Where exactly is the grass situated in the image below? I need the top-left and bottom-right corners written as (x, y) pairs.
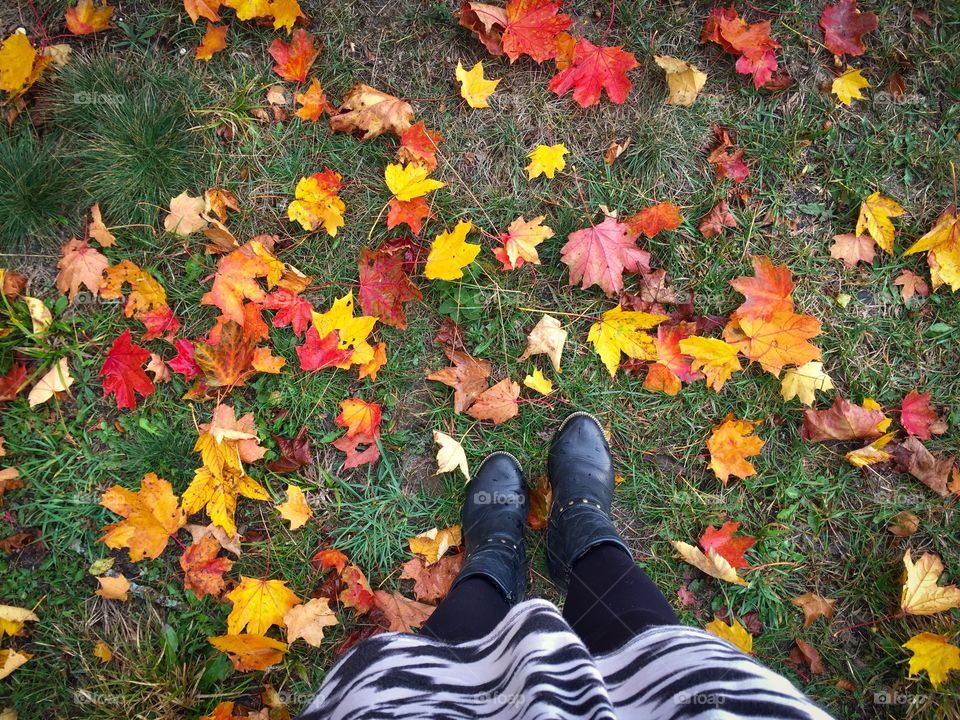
top-left (1, 0), bottom-right (959, 718)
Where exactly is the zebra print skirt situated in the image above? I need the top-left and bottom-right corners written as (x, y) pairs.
top-left (298, 599), bottom-right (835, 719)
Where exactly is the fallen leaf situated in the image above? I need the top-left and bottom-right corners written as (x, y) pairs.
top-left (96, 574), bottom-right (130, 601)
top-left (185, 523), bottom-right (241, 556)
top-left (208, 634), bottom-right (287, 671)
top-left (294, 77), bottom-right (334, 121)
top-left (339, 565), bottom-right (376, 613)
top-left (654, 54), bottom-right (707, 106)
top-left (92, 640), bottom-right (112, 663)
top-left (373, 590), bottom-right (434, 632)
top-left (701, 6), bottom-right (780, 88)
top-left (856, 192), bottom-right (905, 254)
top-left (312, 548), bottom-right (348, 574)
top-left (459, 2), bottom-right (508, 55)
top-left (27, 357), bottom-right (74, 408)
top-left (398, 122), bottom-right (442, 171)
top-left (276, 484), bottom-right (312, 530)
top-left (387, 196), bottom-right (433, 234)
top-left (678, 336), bottom-right (741, 391)
top-left (0, 31), bottom-right (49, 98)
top-left (820, 0), bottom-right (878, 56)
top-left (900, 550), bottom-right (960, 615)
top-left (705, 617), bottom-right (752, 653)
top-left (845, 431), bottom-right (896, 468)
top-left (903, 209), bottom-right (960, 292)
top-left (88, 203), bottom-right (115, 247)
top-left (548, 38), bottom-right (638, 107)
top-left (400, 554), bottom-right (463, 602)
top-left (427, 347), bottom-right (492, 413)
top-left (588, 306), bottom-right (666, 377)
top-left (56, 238), bottom-right (107, 303)
top-left (0, 605), bottom-right (37, 638)
top-left (425, 220), bottom-right (481, 280)
top-left (790, 592), bottom-right (836, 627)
top-left (266, 426), bottom-right (312, 473)
top-left (902, 632), bottom-right (960, 689)
top-left (268, 28), bottom-right (319, 82)
top-left (562, 216), bottom-right (650, 296)
top-left (226, 576), bottom-right (301, 635)
top-left (284, 598), bottom-right (338, 647)
top-left (789, 638), bottom-right (825, 675)
top-left (706, 415), bottom-right (764, 484)
top-left (780, 361), bottom-right (834, 406)
top-left (332, 432), bottom-right (380, 469)
top-left (65, 0), bottom-right (113, 35)
top-left (385, 162), bottom-right (445, 202)
top-left (801, 397), bottom-right (885, 442)
top-left (900, 390), bottom-right (944, 440)
top-left (180, 535), bottom-right (234, 599)
top-left (100, 330), bottom-right (155, 411)
top-left (832, 68), bottom-right (870, 106)
top-left (526, 143), bottom-right (567, 180)
top-left (455, 60), bottom-right (500, 108)
top-left (358, 240), bottom-right (422, 329)
top-left (523, 368), bottom-right (553, 395)
top-left (336, 398), bottom-right (382, 439)
top-left (699, 200), bottom-right (738, 237)
top-left (329, 83), bottom-right (413, 140)
top-left (184, 0), bottom-right (222, 23)
top-left (287, 169), bottom-right (346, 236)
top-left (888, 511), bottom-right (920, 537)
top-left (518, 314), bottom-right (566, 372)
top-left (625, 202), bottom-right (683, 239)
top-left (467, 378), bottom-right (520, 424)
top-left (195, 24), bottom-right (228, 61)
top-left (433, 431), bottom-right (469, 480)
top-left (164, 192), bottom-right (208, 236)
top-left (604, 138), bottom-right (630, 165)
top-left (672, 541), bottom-right (746, 585)
top-left (409, 526), bottom-right (461, 565)
top-left (100, 472), bottom-right (186, 562)
top-left (0, 650), bottom-right (31, 680)
top-left (895, 437), bottom-right (954, 496)
top-left (830, 233), bottom-right (875, 267)
top-left (494, 215), bottom-right (553, 270)
top-left (501, 0), bottom-right (572, 63)
top-left (893, 270), bottom-right (929, 301)
top-left (699, 521), bottom-right (755, 569)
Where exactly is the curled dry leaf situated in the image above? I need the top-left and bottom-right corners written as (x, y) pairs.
top-left (789, 592), bottom-right (835, 627)
top-left (329, 83), bottom-right (414, 140)
top-left (654, 55), bottom-right (707, 106)
top-left (671, 540), bottom-right (746, 585)
top-left (433, 430), bottom-right (469, 480)
top-left (900, 550), bottom-right (960, 616)
top-left (518, 314), bottom-right (567, 372)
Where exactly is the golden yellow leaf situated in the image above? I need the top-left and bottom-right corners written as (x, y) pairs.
top-left (27, 357), bottom-right (74, 408)
top-left (832, 68), bottom-right (870, 106)
top-left (269, 0), bottom-right (304, 32)
top-left (587, 305), bottom-right (667, 377)
top-left (408, 525), bottom-right (461, 565)
top-left (225, 576), bottom-right (301, 635)
top-left (856, 192), bottom-right (905, 254)
top-left (862, 397), bottom-right (892, 432)
top-left (432, 430), bottom-right (469, 481)
top-left (208, 633), bottom-right (288, 672)
top-left (704, 617), bottom-right (753, 653)
top-left (0, 32), bottom-right (45, 97)
top-left (99, 472), bottom-right (186, 562)
top-left (384, 162), bottom-right (445, 202)
top-left (276, 484), bottom-right (312, 530)
top-left (0, 650), bottom-right (30, 680)
top-left (523, 368), bottom-right (553, 395)
top-left (903, 632), bottom-right (960, 688)
top-left (845, 431), bottom-right (896, 468)
top-left (526, 143), bottom-right (567, 180)
top-left (706, 414), bottom-right (764, 485)
top-left (96, 574), bottom-right (130, 601)
top-left (93, 639), bottom-right (113, 663)
top-left (22, 296), bottom-right (51, 334)
top-left (654, 54), bottom-right (707, 107)
top-left (455, 60), bottom-right (500, 108)
top-left (518, 314), bottom-right (567, 372)
top-left (671, 541), bottom-right (746, 585)
top-left (183, 463), bottom-right (268, 537)
top-left (88, 202), bottom-right (116, 247)
top-left (287, 170), bottom-right (345, 236)
top-left (780, 361), bottom-right (834, 406)
top-left (904, 211), bottom-right (960, 292)
top-left (310, 291), bottom-right (378, 367)
top-left (678, 336), bottom-right (741, 391)
top-left (425, 220), bottom-right (481, 281)
top-left (0, 605), bottom-right (37, 639)
top-left (283, 597), bottom-right (339, 647)
top-left (900, 550), bottom-right (960, 615)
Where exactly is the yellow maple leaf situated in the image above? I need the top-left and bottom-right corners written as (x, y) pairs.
top-left (425, 220), bottom-right (481, 281)
top-left (100, 260), bottom-right (169, 319)
top-left (904, 210), bottom-right (960, 292)
top-left (208, 633), bottom-right (288, 672)
top-left (678, 336), bottom-right (741, 391)
top-left (222, 0), bottom-right (271, 21)
top-left (99, 472), bottom-right (186, 562)
top-left (831, 68), bottom-right (870, 106)
top-left (0, 31), bottom-right (47, 97)
top-left (654, 55), bottom-right (707, 107)
top-left (845, 431), bottom-right (896, 468)
top-left (500, 215), bottom-right (553, 267)
top-left (384, 162), bottom-right (445, 202)
top-left (862, 397), bottom-right (892, 432)
top-left (225, 576), bottom-right (301, 636)
top-left (455, 60), bottom-right (500, 108)
top-left (93, 639), bottom-right (113, 663)
top-left (780, 360), bottom-right (834, 406)
top-left (671, 541), bottom-right (746, 585)
top-left (526, 143), bottom-right (567, 180)
top-left (311, 291), bottom-right (378, 366)
top-left (268, 0), bottom-right (304, 32)
top-left (408, 525), bottom-right (461, 565)
top-left (856, 192), bottom-right (905, 254)
top-left (903, 632), bottom-right (960, 688)
top-left (523, 368), bottom-right (553, 395)
top-left (588, 306), bottom-right (667, 377)
top-left (287, 170), bottom-right (345, 236)
top-left (706, 414), bottom-right (764, 485)
top-left (900, 550), bottom-right (960, 615)
top-left (704, 617), bottom-right (753, 654)
top-left (276, 484), bottom-right (312, 530)
top-left (0, 605), bottom-right (38, 639)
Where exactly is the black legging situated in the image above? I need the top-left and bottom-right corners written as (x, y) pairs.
top-left (421, 543), bottom-right (678, 654)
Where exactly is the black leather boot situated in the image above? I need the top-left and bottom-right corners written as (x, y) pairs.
top-left (450, 452), bottom-right (528, 603)
top-left (546, 412), bottom-right (632, 591)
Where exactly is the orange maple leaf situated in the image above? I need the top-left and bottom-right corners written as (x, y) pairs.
top-left (294, 78), bottom-right (334, 121)
top-left (180, 535), bottom-right (234, 599)
top-left (56, 238), bottom-right (108, 304)
top-left (100, 472), bottom-right (186, 562)
top-left (706, 414), bottom-right (765, 485)
top-left (730, 256), bottom-right (795, 320)
top-left (201, 246), bottom-right (272, 324)
top-left (336, 398), bottom-right (382, 439)
top-left (65, 0), bottom-right (113, 35)
top-left (548, 38), bottom-right (639, 107)
top-left (502, 0), bottom-right (573, 64)
top-left (268, 28), bottom-right (319, 82)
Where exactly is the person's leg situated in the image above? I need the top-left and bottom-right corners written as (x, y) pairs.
top-left (420, 451), bottom-right (527, 643)
top-left (420, 576), bottom-right (510, 642)
top-left (562, 543), bottom-right (678, 654)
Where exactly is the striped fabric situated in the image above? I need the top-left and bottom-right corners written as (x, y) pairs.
top-left (299, 599), bottom-right (834, 719)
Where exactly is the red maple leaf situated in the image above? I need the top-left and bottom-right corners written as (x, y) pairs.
top-left (358, 241), bottom-right (423, 329)
top-left (168, 339), bottom-right (201, 380)
top-left (296, 327), bottom-right (353, 371)
top-left (701, 7), bottom-right (780, 88)
top-left (263, 287), bottom-right (314, 337)
top-left (398, 122), bottom-right (442, 171)
top-left (502, 0), bottom-right (573, 64)
top-left (548, 38), bottom-right (639, 107)
top-left (0, 362), bottom-right (28, 401)
top-left (333, 432), bottom-right (380, 469)
top-left (140, 306), bottom-right (180, 342)
top-left (625, 202), bottom-right (683, 238)
top-left (311, 548), bottom-right (349, 574)
top-left (268, 28), bottom-right (320, 82)
top-left (560, 215), bottom-right (650, 295)
top-left (100, 329), bottom-right (155, 410)
top-left (699, 521), bottom-right (755, 570)
top-left (900, 389), bottom-right (943, 440)
top-left (819, 0), bottom-right (878, 57)
top-left (387, 197), bottom-right (433, 235)
top-left (707, 125), bottom-right (750, 183)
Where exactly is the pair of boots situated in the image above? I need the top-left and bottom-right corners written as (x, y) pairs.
top-left (452, 412), bottom-right (631, 602)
